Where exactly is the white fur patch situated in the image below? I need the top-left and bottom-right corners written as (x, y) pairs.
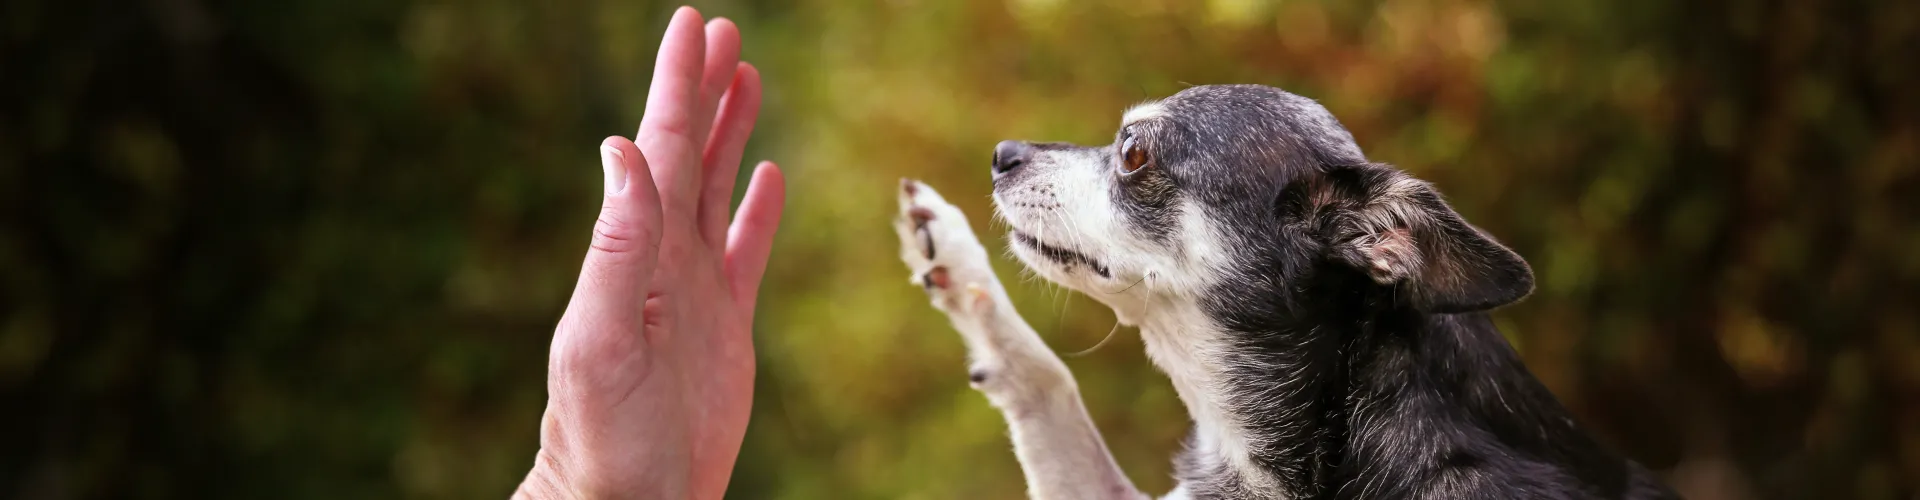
top-left (1136, 299), bottom-right (1265, 490)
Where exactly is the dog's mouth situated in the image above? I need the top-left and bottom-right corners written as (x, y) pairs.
top-left (1011, 230), bottom-right (1111, 278)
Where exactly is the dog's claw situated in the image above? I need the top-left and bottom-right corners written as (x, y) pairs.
top-left (917, 226), bottom-right (936, 259)
top-left (910, 206), bottom-right (938, 259)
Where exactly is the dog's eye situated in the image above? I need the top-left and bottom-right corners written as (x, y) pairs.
top-left (1120, 135), bottom-right (1149, 174)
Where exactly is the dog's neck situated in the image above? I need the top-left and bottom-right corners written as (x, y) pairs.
top-left (1125, 292), bottom-right (1297, 496)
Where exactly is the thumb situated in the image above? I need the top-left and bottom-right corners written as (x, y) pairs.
top-left (560, 136), bottom-right (664, 338)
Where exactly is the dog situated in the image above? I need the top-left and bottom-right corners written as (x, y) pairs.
top-left (892, 85), bottom-right (1681, 499)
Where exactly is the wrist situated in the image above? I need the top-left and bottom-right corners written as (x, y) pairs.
top-left (514, 450), bottom-right (576, 500)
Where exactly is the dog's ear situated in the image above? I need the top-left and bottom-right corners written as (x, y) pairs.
top-left (1311, 164), bottom-right (1534, 313)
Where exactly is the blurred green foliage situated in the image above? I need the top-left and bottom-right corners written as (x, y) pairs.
top-left (2, 0), bottom-right (1916, 498)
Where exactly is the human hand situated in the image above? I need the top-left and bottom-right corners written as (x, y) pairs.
top-left (515, 7), bottom-right (784, 500)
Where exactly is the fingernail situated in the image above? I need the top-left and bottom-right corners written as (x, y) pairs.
top-left (601, 145), bottom-right (627, 195)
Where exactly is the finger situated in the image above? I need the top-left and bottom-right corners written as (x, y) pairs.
top-left (698, 62), bottom-right (761, 245)
top-left (561, 137), bottom-right (664, 337)
top-left (638, 6), bottom-right (707, 221)
top-left (689, 17), bottom-right (741, 149)
top-left (724, 162), bottom-right (785, 314)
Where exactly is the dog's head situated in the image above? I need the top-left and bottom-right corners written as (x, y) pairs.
top-left (991, 84), bottom-right (1532, 317)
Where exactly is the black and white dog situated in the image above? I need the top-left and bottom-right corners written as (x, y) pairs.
top-left (894, 85), bottom-right (1681, 499)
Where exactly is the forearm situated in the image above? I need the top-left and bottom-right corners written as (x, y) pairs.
top-left (960, 289), bottom-right (1145, 500)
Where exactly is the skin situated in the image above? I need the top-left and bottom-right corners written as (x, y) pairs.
top-left (514, 7), bottom-right (785, 500)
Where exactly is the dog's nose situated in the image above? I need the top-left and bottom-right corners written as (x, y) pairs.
top-left (992, 140), bottom-right (1031, 177)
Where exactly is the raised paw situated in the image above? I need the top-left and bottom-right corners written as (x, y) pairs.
top-left (895, 179), bottom-right (1000, 315)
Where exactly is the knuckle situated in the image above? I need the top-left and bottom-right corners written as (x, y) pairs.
top-left (552, 318), bottom-right (639, 368)
top-left (644, 118), bottom-right (693, 140)
top-left (589, 210), bottom-right (647, 255)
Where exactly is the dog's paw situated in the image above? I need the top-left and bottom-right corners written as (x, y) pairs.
top-left (895, 179), bottom-right (998, 315)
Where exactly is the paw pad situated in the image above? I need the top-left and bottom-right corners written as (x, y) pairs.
top-left (920, 266), bottom-right (951, 291)
top-left (908, 207), bottom-right (935, 227)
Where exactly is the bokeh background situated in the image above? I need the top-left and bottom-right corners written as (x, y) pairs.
top-left (3, 0), bottom-right (1916, 498)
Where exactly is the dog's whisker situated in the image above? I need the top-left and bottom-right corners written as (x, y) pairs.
top-left (1063, 319), bottom-right (1126, 358)
top-left (1102, 271), bottom-right (1150, 295)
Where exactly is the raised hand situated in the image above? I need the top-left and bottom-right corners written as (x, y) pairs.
top-left (516, 7), bottom-right (784, 500)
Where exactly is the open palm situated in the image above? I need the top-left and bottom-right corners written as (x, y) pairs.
top-left (518, 7), bottom-right (784, 500)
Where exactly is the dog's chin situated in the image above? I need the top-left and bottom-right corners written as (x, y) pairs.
top-left (1008, 230), bottom-right (1112, 280)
